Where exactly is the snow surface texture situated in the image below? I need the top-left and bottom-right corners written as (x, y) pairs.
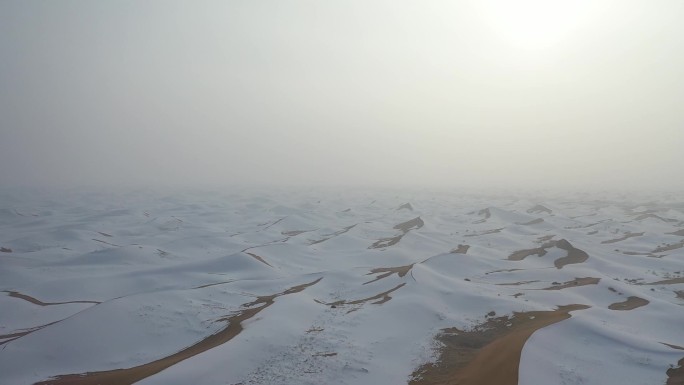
top-left (0, 188), bottom-right (683, 385)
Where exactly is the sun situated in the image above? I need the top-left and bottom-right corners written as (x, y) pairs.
top-left (477, 0), bottom-right (595, 50)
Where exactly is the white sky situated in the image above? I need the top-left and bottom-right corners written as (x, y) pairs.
top-left (1, 0), bottom-right (683, 191)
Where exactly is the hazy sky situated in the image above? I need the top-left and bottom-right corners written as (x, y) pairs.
top-left (1, 0), bottom-right (683, 191)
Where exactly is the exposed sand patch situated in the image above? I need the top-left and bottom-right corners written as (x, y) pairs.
top-left (281, 229), bottom-right (315, 237)
top-left (97, 232), bottom-right (113, 237)
top-left (3, 290), bottom-right (100, 306)
top-left (667, 357), bottom-right (684, 385)
top-left (517, 218), bottom-right (544, 226)
top-left (245, 252), bottom-right (274, 267)
top-left (1, 290), bottom-right (100, 345)
top-left (397, 202), bottom-right (414, 211)
top-left (450, 244), bottom-right (470, 254)
top-left (241, 238), bottom-right (291, 253)
top-left (473, 208), bottom-right (491, 224)
top-left (485, 268), bottom-right (524, 275)
top-left (667, 229), bottom-right (684, 237)
top-left (601, 232), bottom-right (644, 244)
top-left (643, 277), bottom-right (684, 285)
top-left (507, 247), bottom-right (547, 261)
top-left (496, 280), bottom-right (540, 286)
top-left (662, 343), bottom-right (684, 351)
top-left (260, 216), bottom-right (286, 230)
top-left (527, 205), bottom-right (552, 214)
top-left (496, 278), bottom-right (599, 290)
top-left (653, 240), bottom-right (684, 253)
top-left (0, 321), bottom-right (61, 346)
top-left (0, 329), bottom-right (37, 341)
top-left (191, 280), bottom-right (236, 290)
top-left (370, 217), bottom-right (424, 249)
top-left (321, 283), bottom-right (406, 308)
top-left (363, 264), bottom-right (414, 285)
top-left (464, 228), bottom-right (504, 237)
top-left (92, 238), bottom-right (121, 247)
top-left (541, 277), bottom-right (600, 290)
top-left (34, 278), bottom-right (322, 385)
top-left (309, 238), bottom-right (329, 245)
top-left (309, 224), bottom-right (357, 245)
top-left (536, 234), bottom-right (555, 243)
top-left (326, 224), bottom-right (357, 236)
top-left (506, 239), bottom-right (587, 268)
top-left (553, 239), bottom-right (589, 269)
top-left (676, 291), bottom-right (684, 300)
top-left (0, 247), bottom-right (12, 253)
top-left (608, 296), bottom-right (649, 311)
top-left (622, 251), bottom-right (653, 256)
top-left (410, 304), bottom-right (588, 385)
top-left (370, 234), bottom-right (405, 249)
top-left (394, 217), bottom-right (425, 233)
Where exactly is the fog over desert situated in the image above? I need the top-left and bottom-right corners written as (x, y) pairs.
top-left (1, 1), bottom-right (683, 384)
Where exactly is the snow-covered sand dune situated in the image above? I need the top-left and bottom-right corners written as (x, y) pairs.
top-left (1, 189), bottom-right (683, 385)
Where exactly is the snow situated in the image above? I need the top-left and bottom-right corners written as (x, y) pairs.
top-left (0, 188), bottom-right (683, 385)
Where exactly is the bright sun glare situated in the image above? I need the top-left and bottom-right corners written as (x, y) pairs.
top-left (480, 0), bottom-right (595, 50)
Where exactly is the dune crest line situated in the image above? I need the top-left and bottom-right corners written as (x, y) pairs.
top-left (3, 290), bottom-right (101, 306)
top-left (34, 277), bottom-right (322, 385)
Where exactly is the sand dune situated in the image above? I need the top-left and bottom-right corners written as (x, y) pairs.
top-left (601, 232), bottom-right (644, 244)
top-left (541, 277), bottom-right (600, 290)
top-left (667, 357), bottom-right (684, 385)
top-left (527, 205), bottom-right (552, 214)
top-left (2, 290), bottom-right (100, 306)
top-left (245, 252), bottom-right (274, 267)
top-left (517, 218), bottom-right (544, 226)
top-left (506, 239), bottom-right (588, 269)
top-left (318, 283), bottom-right (406, 310)
top-left (364, 264), bottom-right (414, 285)
top-left (653, 240), bottom-right (684, 253)
top-left (0, 190), bottom-right (682, 385)
top-left (370, 217), bottom-right (424, 249)
top-left (34, 278), bottom-right (322, 385)
top-left (450, 244), bottom-right (470, 254)
top-left (410, 305), bottom-right (588, 385)
top-left (464, 227), bottom-right (504, 237)
top-left (608, 296), bottom-right (649, 311)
